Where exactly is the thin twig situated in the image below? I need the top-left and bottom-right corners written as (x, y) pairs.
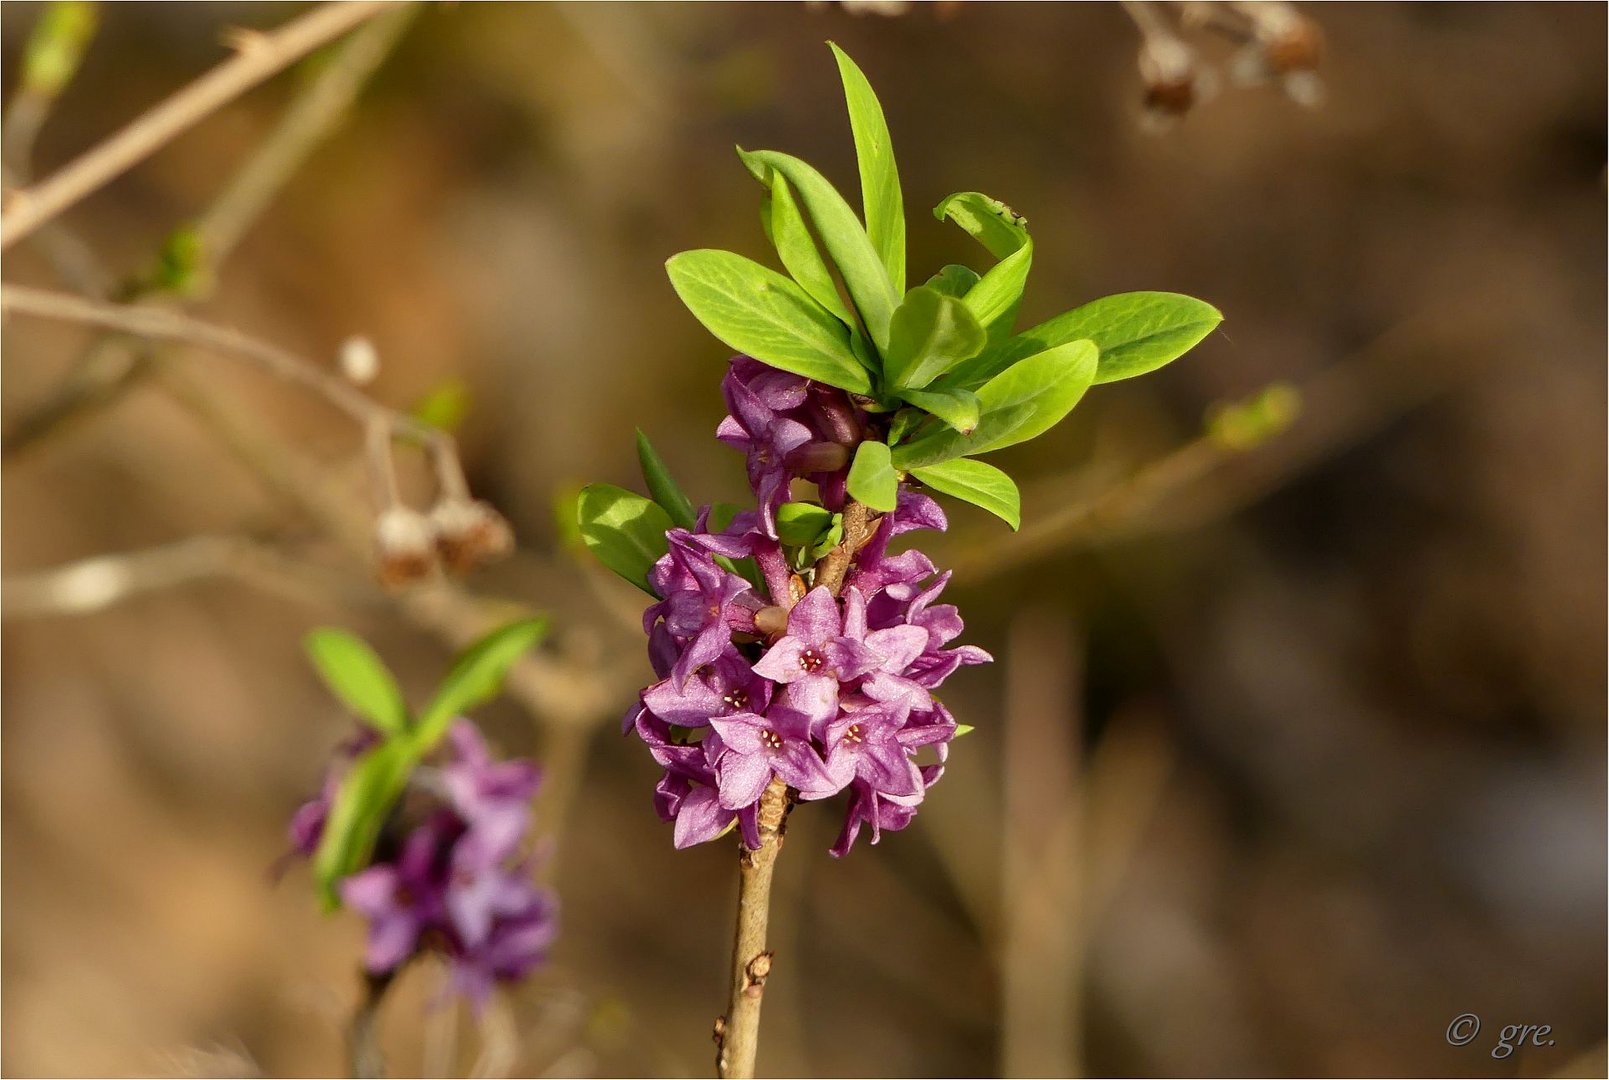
top-left (0, 0), bottom-right (397, 250)
top-left (716, 776), bottom-right (790, 1080)
top-left (3, 8), bottom-right (417, 458)
top-left (349, 969), bottom-right (393, 1079)
top-left (0, 284), bottom-right (465, 502)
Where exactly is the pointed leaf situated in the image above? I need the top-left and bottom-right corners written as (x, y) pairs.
top-left (737, 148), bottom-right (899, 355)
top-left (636, 429), bottom-right (697, 530)
top-left (577, 483), bottom-right (675, 595)
top-left (414, 617), bottom-right (549, 749)
top-left (775, 502), bottom-right (836, 547)
top-left (981, 291), bottom-right (1221, 385)
top-left (830, 43), bottom-right (905, 295)
top-left (891, 339), bottom-right (1098, 468)
top-left (909, 458), bottom-right (1021, 530)
top-left (666, 249), bottom-right (870, 393)
top-left (898, 385), bottom-right (980, 433)
top-left (761, 171), bottom-right (854, 325)
top-left (933, 192), bottom-right (1034, 360)
top-left (304, 628), bottom-right (409, 736)
top-left (312, 739), bottom-right (412, 909)
top-left (884, 285), bottom-right (987, 391)
top-left (846, 440), bottom-right (899, 512)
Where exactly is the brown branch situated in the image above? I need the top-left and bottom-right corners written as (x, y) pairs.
top-left (812, 500), bottom-right (876, 594)
top-left (716, 776), bottom-right (790, 1080)
top-left (348, 969), bottom-right (393, 1079)
top-left (0, 1), bottom-right (398, 250)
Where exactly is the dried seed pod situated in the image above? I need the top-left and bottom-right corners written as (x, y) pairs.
top-left (374, 505), bottom-right (438, 586)
top-left (430, 498), bottom-right (514, 575)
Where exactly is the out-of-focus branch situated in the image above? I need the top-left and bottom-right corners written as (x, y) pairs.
top-left (0, 533), bottom-right (367, 619)
top-left (3, 8), bottom-right (417, 458)
top-left (0, 284), bottom-right (468, 506)
top-left (0, 0), bottom-right (397, 249)
top-left (348, 969), bottom-right (392, 1079)
top-left (2, 2), bottom-right (100, 184)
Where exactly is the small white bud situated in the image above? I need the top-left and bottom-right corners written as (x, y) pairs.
top-left (339, 336), bottom-right (380, 385)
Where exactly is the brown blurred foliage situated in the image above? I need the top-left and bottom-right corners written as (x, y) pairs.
top-left (2, 3), bottom-right (1604, 1077)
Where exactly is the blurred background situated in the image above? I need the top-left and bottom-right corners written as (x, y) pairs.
top-left (2, 2), bottom-right (1604, 1077)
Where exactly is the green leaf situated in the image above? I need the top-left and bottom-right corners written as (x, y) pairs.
top-left (829, 43), bottom-right (905, 295)
top-left (304, 628), bottom-right (409, 736)
top-left (312, 740), bottom-right (411, 909)
top-left (666, 249), bottom-right (871, 394)
top-left (883, 286), bottom-right (987, 391)
top-left (953, 723), bottom-right (975, 738)
top-left (887, 407), bottom-right (926, 446)
top-left (909, 458), bottom-right (1021, 530)
top-left (414, 617), bottom-right (549, 750)
top-left (635, 429), bottom-right (697, 530)
top-left (761, 172), bottom-right (854, 325)
top-left (809, 515), bottom-right (844, 561)
top-left (898, 385), bottom-right (980, 433)
top-left (933, 192), bottom-right (1033, 358)
top-left (891, 339), bottom-right (1099, 468)
top-left (411, 378), bottom-right (472, 433)
top-left (986, 291), bottom-right (1221, 385)
top-left (846, 440), bottom-right (899, 512)
top-left (577, 483), bottom-right (675, 595)
top-left (775, 502), bottom-right (835, 546)
top-left (926, 264), bottom-right (981, 298)
top-left (737, 149), bottom-right (899, 355)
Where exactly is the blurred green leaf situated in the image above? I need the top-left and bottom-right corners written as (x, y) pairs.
top-left (884, 286), bottom-right (986, 391)
top-left (666, 249), bottom-right (870, 394)
top-left (892, 339), bottom-right (1098, 468)
top-left (411, 378), bottom-right (472, 433)
top-left (21, 1), bottom-right (97, 97)
top-left (989, 291), bottom-right (1221, 385)
top-left (312, 739), bottom-right (410, 910)
top-left (909, 458), bottom-right (1020, 530)
top-left (830, 42), bottom-right (905, 295)
top-left (304, 628), bottom-right (410, 736)
top-left (635, 429), bottom-right (697, 530)
top-left (898, 385), bottom-right (980, 433)
top-left (926, 264), bottom-right (981, 299)
top-left (846, 440), bottom-right (899, 511)
top-left (414, 617), bottom-right (548, 749)
top-left (737, 148), bottom-right (899, 355)
top-left (1206, 382), bottom-right (1301, 450)
top-left (149, 225), bottom-right (207, 296)
top-left (577, 483), bottom-right (675, 595)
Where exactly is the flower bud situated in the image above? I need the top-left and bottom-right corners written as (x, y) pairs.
top-left (430, 499), bottom-right (514, 575)
top-left (790, 441), bottom-right (852, 474)
top-left (374, 506), bottom-right (438, 586)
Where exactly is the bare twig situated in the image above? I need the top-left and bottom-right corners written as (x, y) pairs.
top-left (0, 284), bottom-right (467, 504)
top-left (0, 0), bottom-right (398, 250)
top-left (349, 969), bottom-right (393, 1079)
top-left (3, 9), bottom-right (417, 458)
top-left (716, 776), bottom-right (790, 1080)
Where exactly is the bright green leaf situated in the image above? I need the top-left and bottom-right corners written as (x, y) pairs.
top-left (898, 385), bottom-right (980, 433)
top-left (884, 286), bottom-right (987, 391)
top-left (635, 429), bottom-right (697, 530)
top-left (846, 440), bottom-right (899, 512)
top-left (927, 264), bottom-right (981, 298)
top-left (761, 172), bottom-right (854, 325)
top-left (909, 457), bottom-right (1021, 530)
top-left (887, 407), bottom-right (927, 446)
top-left (304, 628), bottom-right (409, 736)
top-left (892, 339), bottom-right (1099, 468)
top-left (953, 723), bottom-right (975, 738)
top-left (775, 502), bottom-right (835, 546)
top-left (577, 483), bottom-right (675, 595)
top-left (737, 148), bottom-right (899, 355)
top-left (933, 191), bottom-right (1029, 259)
top-left (986, 291), bottom-right (1221, 385)
top-left (829, 43), bottom-right (905, 295)
top-left (666, 249), bottom-right (871, 394)
top-left (414, 617), bottom-right (548, 749)
top-left (933, 192), bottom-right (1034, 359)
top-left (312, 740), bottom-right (411, 909)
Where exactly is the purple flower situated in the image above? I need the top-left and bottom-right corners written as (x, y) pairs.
top-left (641, 647), bottom-right (772, 729)
top-left (750, 586), bottom-right (880, 730)
top-left (646, 530), bottom-right (760, 688)
top-left (822, 699), bottom-right (922, 799)
top-left (341, 821), bottom-right (452, 973)
top-left (717, 359), bottom-right (815, 532)
top-left (446, 884), bottom-right (559, 1007)
top-left (708, 705), bottom-right (836, 808)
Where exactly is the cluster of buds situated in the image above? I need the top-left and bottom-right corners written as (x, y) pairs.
top-left (287, 721), bottom-right (557, 1004)
top-left (621, 357), bottom-right (989, 855)
top-left (374, 498), bottom-right (514, 587)
top-left (1131, 0), bottom-right (1324, 125)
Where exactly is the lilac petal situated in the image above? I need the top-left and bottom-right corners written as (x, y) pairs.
top-left (825, 638), bottom-right (884, 681)
top-left (446, 720), bottom-right (491, 770)
top-left (339, 865), bottom-right (400, 917)
top-left (786, 587), bottom-right (840, 644)
top-left (365, 912), bottom-right (423, 974)
top-left (866, 625), bottom-right (929, 673)
top-left (674, 785), bottom-right (738, 848)
top-left (738, 806), bottom-right (763, 850)
top-left (642, 677), bottom-right (724, 727)
top-left (774, 739), bottom-right (837, 800)
top-left (716, 751), bottom-right (773, 810)
top-left (672, 621), bottom-right (731, 689)
top-left (751, 636), bottom-right (808, 683)
top-left (862, 671), bottom-right (933, 712)
top-left (780, 675), bottom-right (838, 732)
top-left (841, 586), bottom-right (868, 640)
top-left (708, 712), bottom-right (768, 754)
